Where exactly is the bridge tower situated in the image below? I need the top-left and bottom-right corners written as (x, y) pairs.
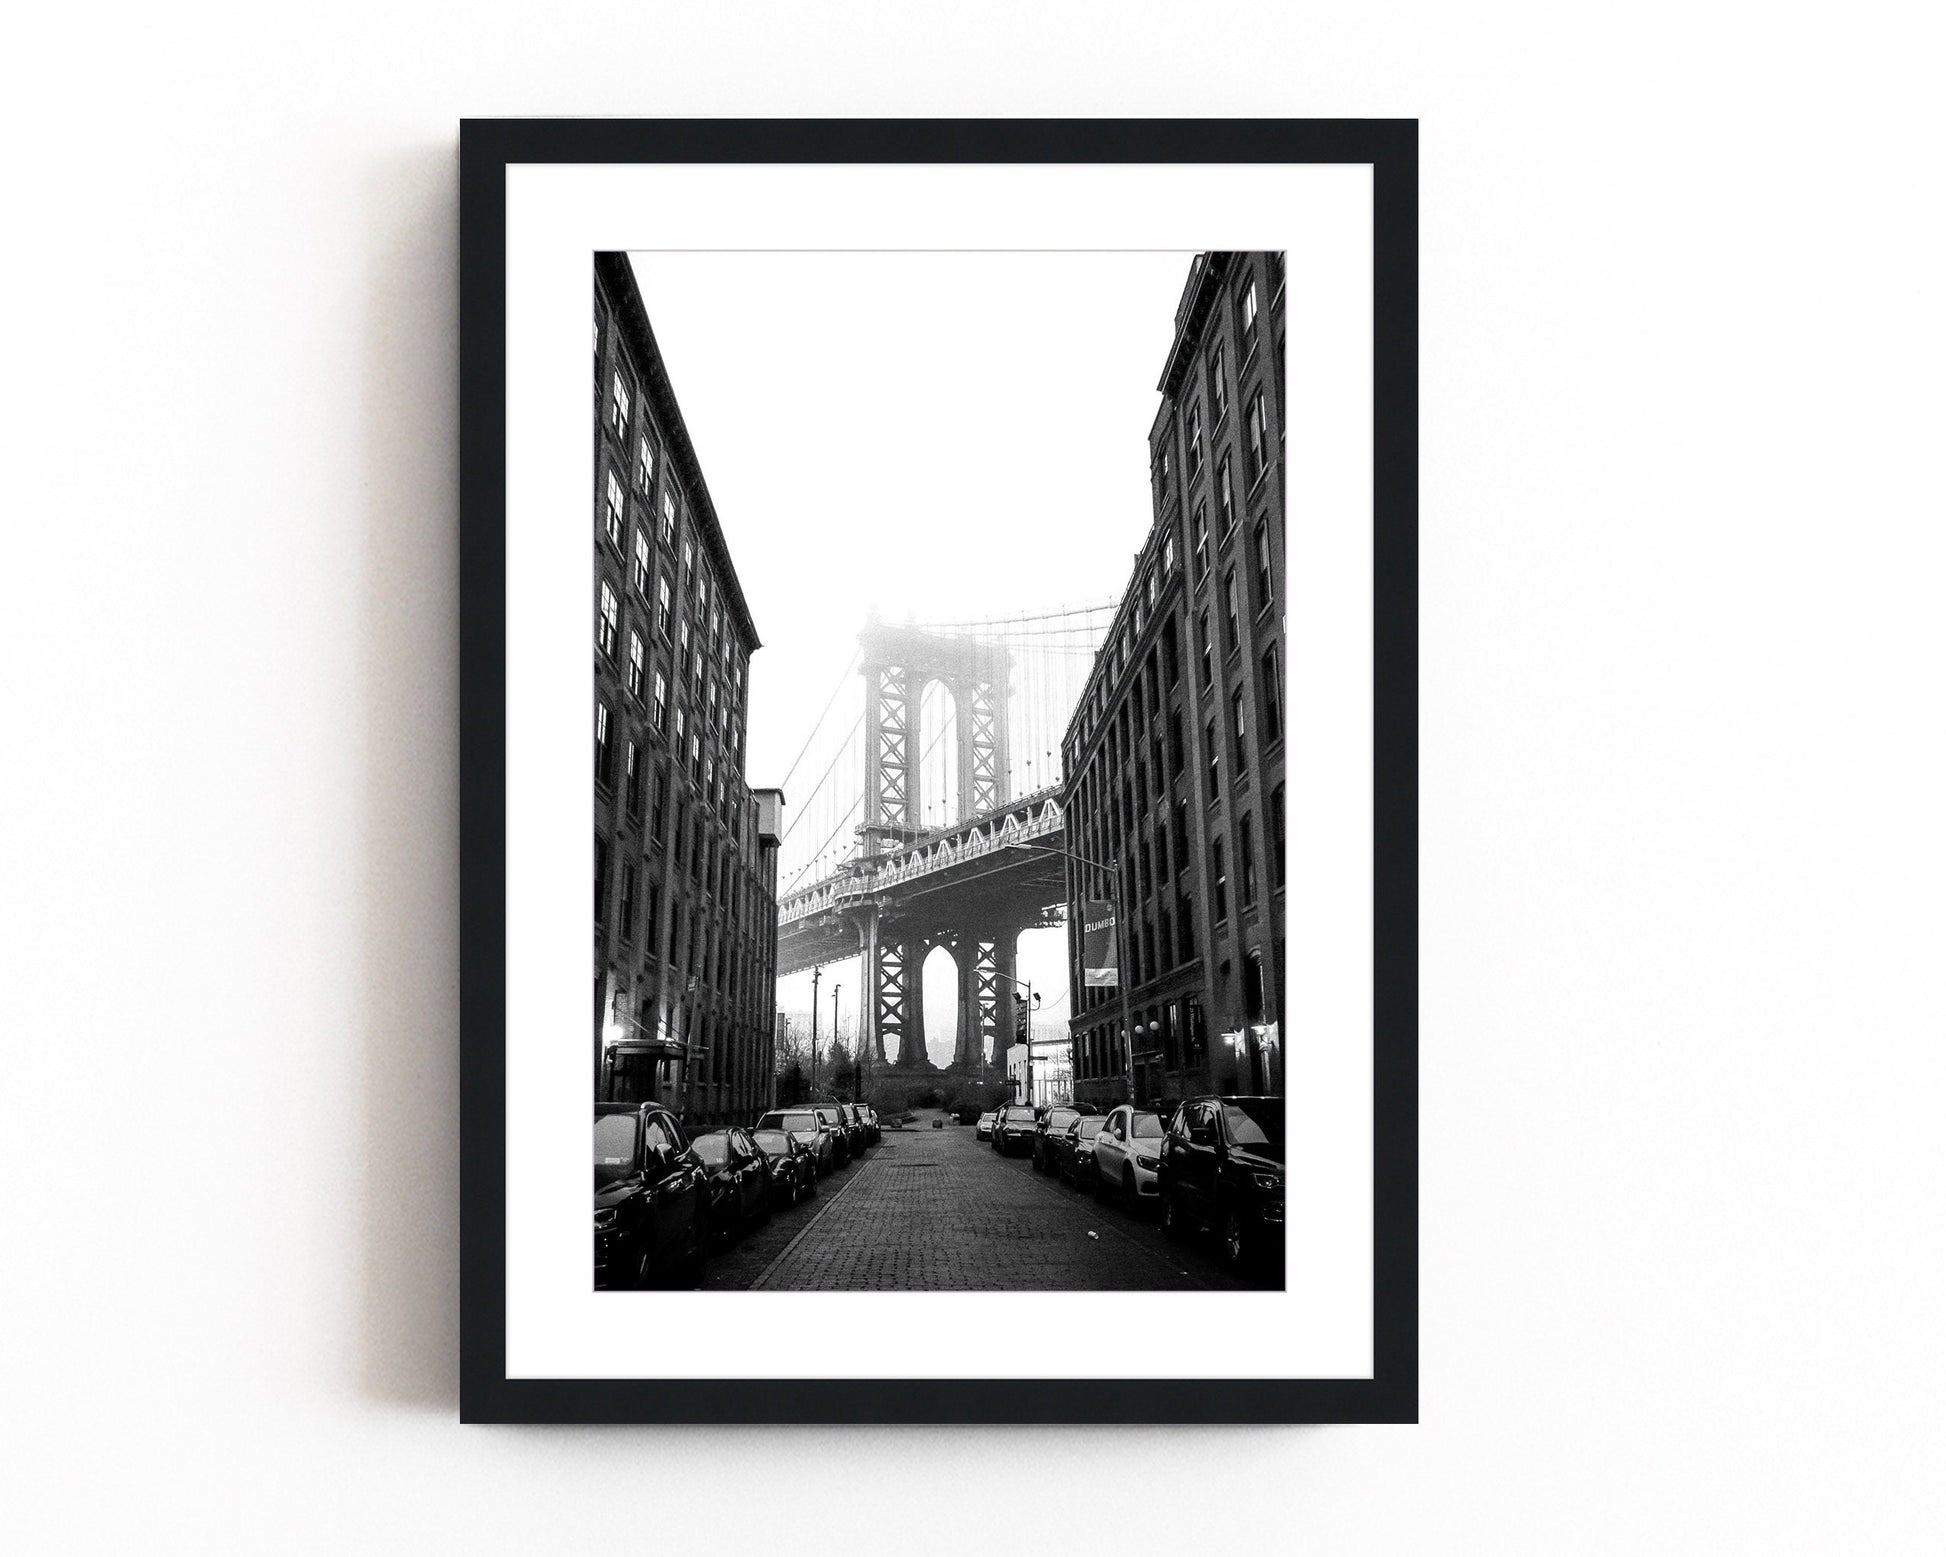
top-left (854, 618), bottom-right (1015, 1078)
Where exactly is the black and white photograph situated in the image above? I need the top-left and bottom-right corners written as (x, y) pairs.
top-left (590, 248), bottom-right (1291, 1295)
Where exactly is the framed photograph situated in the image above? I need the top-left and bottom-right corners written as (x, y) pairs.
top-left (460, 119), bottom-right (1416, 1424)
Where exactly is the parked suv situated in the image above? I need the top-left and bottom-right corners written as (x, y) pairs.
top-left (992, 1103), bottom-right (1040, 1157)
top-left (594, 1103), bottom-right (708, 1289)
top-left (1091, 1104), bottom-right (1168, 1208)
top-left (755, 1106), bottom-right (841, 1174)
top-left (1158, 1095), bottom-right (1286, 1269)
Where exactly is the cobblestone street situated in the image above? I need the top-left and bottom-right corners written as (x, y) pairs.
top-left (698, 1111), bottom-right (1267, 1292)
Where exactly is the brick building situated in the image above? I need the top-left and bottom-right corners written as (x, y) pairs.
top-left (1062, 252), bottom-right (1287, 1109)
top-left (592, 252), bottom-right (783, 1124)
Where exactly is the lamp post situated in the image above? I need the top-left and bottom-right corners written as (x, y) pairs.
top-left (810, 965), bottom-right (821, 1098)
top-left (831, 982), bottom-right (842, 1097)
top-left (1003, 842), bottom-right (1137, 1106)
top-left (998, 972), bottom-right (1041, 1105)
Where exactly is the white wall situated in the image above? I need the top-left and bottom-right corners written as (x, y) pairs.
top-left (2, 3), bottom-right (1942, 1551)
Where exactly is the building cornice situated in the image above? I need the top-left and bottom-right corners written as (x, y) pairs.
top-left (596, 252), bottom-right (763, 653)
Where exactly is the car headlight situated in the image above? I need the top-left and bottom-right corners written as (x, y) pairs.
top-left (1136, 1154), bottom-right (1160, 1170)
top-left (593, 1207), bottom-right (618, 1230)
top-left (1252, 1172), bottom-right (1283, 1193)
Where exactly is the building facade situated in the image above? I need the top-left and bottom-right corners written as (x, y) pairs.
top-left (593, 252), bottom-right (783, 1125)
top-left (1062, 252), bottom-right (1287, 1110)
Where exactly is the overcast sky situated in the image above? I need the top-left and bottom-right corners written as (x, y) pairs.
top-left (629, 250), bottom-right (1191, 1064)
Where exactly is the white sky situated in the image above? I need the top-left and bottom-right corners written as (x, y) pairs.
top-left (629, 250), bottom-right (1191, 1065)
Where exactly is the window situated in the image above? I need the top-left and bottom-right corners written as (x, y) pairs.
top-left (597, 581), bottom-right (618, 659)
top-left (1198, 610), bottom-right (1213, 689)
top-left (594, 835), bottom-right (608, 920)
top-left (636, 436), bottom-right (655, 491)
top-left (626, 632), bottom-right (645, 698)
top-left (1210, 342), bottom-right (1228, 424)
top-left (1192, 502), bottom-right (1209, 578)
top-left (1240, 813), bottom-right (1258, 907)
top-left (1177, 891), bottom-right (1195, 962)
top-left (1187, 402), bottom-right (1203, 476)
top-left (1175, 798), bottom-right (1189, 867)
top-left (603, 470), bottom-right (624, 549)
top-left (652, 670), bottom-right (668, 734)
top-left (1253, 519), bottom-right (1273, 610)
top-left (1170, 709), bottom-right (1185, 777)
top-left (620, 862), bottom-right (637, 940)
top-left (1217, 455), bottom-right (1235, 534)
top-left (682, 538), bottom-right (694, 577)
top-left (1224, 569), bottom-right (1241, 655)
top-left (1161, 618), bottom-right (1180, 686)
top-left (652, 771), bottom-right (666, 838)
top-left (1205, 717), bottom-right (1220, 797)
top-left (595, 701), bottom-right (613, 787)
top-left (1157, 445), bottom-right (1171, 492)
top-left (660, 489), bottom-right (676, 541)
top-left (625, 741), bottom-right (642, 819)
top-left (1145, 570), bottom-right (1158, 608)
top-left (1212, 837), bottom-right (1229, 922)
top-left (1231, 686), bottom-right (1247, 769)
top-left (656, 575), bottom-right (673, 638)
top-left (678, 617), bottom-right (691, 679)
top-left (1270, 783), bottom-right (1286, 888)
top-left (1261, 645), bottom-right (1283, 744)
top-left (1239, 279), bottom-right (1259, 358)
top-left (610, 372), bottom-right (630, 437)
top-left (674, 705), bottom-right (685, 749)
top-left (690, 732), bottom-right (701, 778)
top-left (631, 528), bottom-right (651, 596)
top-left (1162, 530), bottom-right (1177, 573)
top-left (1245, 389), bottom-right (1269, 485)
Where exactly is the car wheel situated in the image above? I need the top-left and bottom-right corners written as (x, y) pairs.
top-left (1223, 1210), bottom-right (1247, 1269)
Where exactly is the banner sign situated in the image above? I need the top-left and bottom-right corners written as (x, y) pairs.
top-left (1082, 899), bottom-right (1118, 987)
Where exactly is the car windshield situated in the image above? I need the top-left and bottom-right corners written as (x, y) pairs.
top-left (1131, 1111), bottom-right (1165, 1139)
top-left (692, 1135), bottom-right (729, 1164)
top-left (773, 1113), bottom-right (815, 1132)
top-left (752, 1130), bottom-right (790, 1153)
top-left (1002, 1106), bottom-right (1035, 1122)
top-left (1047, 1109), bottom-right (1079, 1130)
top-left (1075, 1120), bottom-right (1104, 1140)
top-left (1224, 1101), bottom-right (1285, 1156)
top-left (594, 1113), bottom-right (638, 1185)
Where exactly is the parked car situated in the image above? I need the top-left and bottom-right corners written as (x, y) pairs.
top-left (594, 1103), bottom-right (708, 1289)
top-left (1058, 1115), bottom-right (1108, 1188)
top-left (691, 1128), bottom-right (773, 1244)
top-left (1158, 1095), bottom-right (1286, 1269)
top-left (854, 1104), bottom-right (881, 1145)
top-left (992, 1102), bottom-right (1040, 1156)
top-left (839, 1102), bottom-right (872, 1154)
top-left (974, 1109), bottom-right (998, 1140)
top-left (1091, 1105), bottom-right (1168, 1209)
top-left (749, 1126), bottom-right (818, 1206)
top-left (755, 1106), bottom-right (841, 1175)
top-left (1031, 1104), bottom-right (1093, 1174)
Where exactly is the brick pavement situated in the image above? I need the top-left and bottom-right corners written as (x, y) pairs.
top-left (749, 1112), bottom-right (1243, 1291)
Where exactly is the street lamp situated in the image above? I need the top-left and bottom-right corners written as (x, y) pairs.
top-left (997, 972), bottom-right (1041, 1105)
top-left (1002, 841), bottom-right (1138, 1106)
top-left (830, 982), bottom-right (842, 1096)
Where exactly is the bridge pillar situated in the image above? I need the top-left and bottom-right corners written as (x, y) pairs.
top-left (896, 939), bottom-right (930, 1068)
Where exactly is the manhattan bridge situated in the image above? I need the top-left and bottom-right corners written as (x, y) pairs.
top-left (772, 602), bottom-right (1115, 1089)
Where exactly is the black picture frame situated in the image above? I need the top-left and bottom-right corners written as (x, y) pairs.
top-left (460, 118), bottom-right (1417, 1425)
